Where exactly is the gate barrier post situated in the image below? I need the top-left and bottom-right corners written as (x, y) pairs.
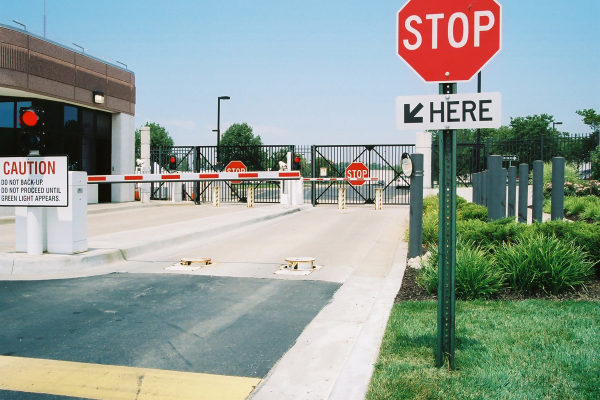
top-left (408, 153), bottom-right (423, 258)
top-left (247, 187), bottom-right (254, 208)
top-left (375, 188), bottom-right (383, 210)
top-left (551, 157), bottom-right (565, 221)
top-left (213, 186), bottom-right (219, 207)
top-left (140, 126), bottom-right (151, 203)
top-left (338, 187), bottom-right (346, 210)
top-left (508, 166), bottom-right (517, 218)
top-left (518, 164), bottom-right (529, 223)
top-left (532, 161), bottom-right (544, 222)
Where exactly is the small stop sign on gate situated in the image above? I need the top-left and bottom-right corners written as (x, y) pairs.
top-left (226, 160), bottom-right (247, 184)
top-left (345, 162), bottom-right (369, 186)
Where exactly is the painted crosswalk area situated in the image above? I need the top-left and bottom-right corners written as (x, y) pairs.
top-left (0, 355), bottom-right (260, 400)
top-left (0, 274), bottom-right (340, 399)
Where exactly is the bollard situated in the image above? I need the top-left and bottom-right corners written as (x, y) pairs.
top-left (487, 156), bottom-right (506, 221)
top-left (551, 157), bottom-right (565, 221)
top-left (212, 186), bottom-right (220, 207)
top-left (532, 161), bottom-right (544, 222)
top-left (472, 173), bottom-right (478, 205)
top-left (508, 166), bottom-right (517, 218)
top-left (408, 153), bottom-right (424, 258)
top-left (474, 172), bottom-right (481, 205)
top-left (482, 170), bottom-right (488, 207)
top-left (518, 164), bottom-right (529, 223)
top-left (247, 187), bottom-right (254, 208)
top-left (375, 188), bottom-right (383, 210)
top-left (338, 187), bottom-right (346, 210)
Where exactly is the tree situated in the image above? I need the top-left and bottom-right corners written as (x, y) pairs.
top-left (509, 114), bottom-right (563, 139)
top-left (576, 109), bottom-right (600, 133)
top-left (219, 123), bottom-right (263, 147)
top-left (218, 123), bottom-right (265, 170)
top-left (134, 122), bottom-right (174, 159)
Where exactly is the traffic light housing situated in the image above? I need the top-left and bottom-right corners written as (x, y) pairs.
top-left (17, 107), bottom-right (45, 154)
top-left (292, 155), bottom-right (301, 171)
top-left (169, 155), bottom-right (177, 171)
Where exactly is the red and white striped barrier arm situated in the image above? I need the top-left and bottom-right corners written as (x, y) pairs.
top-left (303, 177), bottom-right (380, 182)
top-left (87, 171), bottom-right (301, 183)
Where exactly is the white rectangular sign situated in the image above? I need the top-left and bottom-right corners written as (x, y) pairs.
top-left (0, 156), bottom-right (68, 207)
top-left (396, 92), bottom-right (502, 131)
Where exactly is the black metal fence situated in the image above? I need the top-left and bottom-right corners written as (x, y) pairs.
top-left (149, 144), bottom-right (415, 205)
top-left (432, 134), bottom-right (597, 187)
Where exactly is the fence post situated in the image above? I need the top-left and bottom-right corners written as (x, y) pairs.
top-left (194, 146), bottom-right (199, 204)
top-left (487, 155), bottom-right (505, 221)
top-left (532, 160), bottom-right (544, 222)
top-left (551, 157), bottom-right (565, 221)
top-left (311, 145), bottom-right (317, 207)
top-left (507, 166), bottom-right (517, 218)
top-left (408, 154), bottom-right (423, 258)
top-left (518, 164), bottom-right (529, 223)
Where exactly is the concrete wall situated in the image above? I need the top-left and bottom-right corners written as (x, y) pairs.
top-left (111, 113), bottom-right (135, 202)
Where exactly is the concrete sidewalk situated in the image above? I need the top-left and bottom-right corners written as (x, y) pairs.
top-left (0, 202), bottom-right (309, 275)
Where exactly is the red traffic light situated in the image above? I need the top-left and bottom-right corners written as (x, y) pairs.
top-left (19, 109), bottom-right (40, 127)
top-left (170, 156), bottom-right (176, 163)
top-left (294, 157), bottom-right (301, 163)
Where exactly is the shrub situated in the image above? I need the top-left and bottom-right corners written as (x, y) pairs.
top-left (417, 240), bottom-right (505, 300)
top-left (544, 180), bottom-right (600, 198)
top-left (542, 161), bottom-right (581, 185)
top-left (494, 234), bottom-right (593, 295)
top-left (457, 218), bottom-right (528, 249)
top-left (457, 202), bottom-right (488, 222)
top-left (422, 209), bottom-right (439, 247)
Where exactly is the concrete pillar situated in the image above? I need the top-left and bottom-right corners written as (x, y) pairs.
top-left (507, 166), bottom-right (517, 218)
top-left (532, 161), bottom-right (544, 222)
top-left (111, 113), bottom-right (136, 202)
top-left (415, 132), bottom-right (432, 189)
top-left (26, 207), bottom-right (45, 255)
top-left (140, 126), bottom-right (151, 203)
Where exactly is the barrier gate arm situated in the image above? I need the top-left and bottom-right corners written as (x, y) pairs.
top-left (87, 171), bottom-right (302, 183)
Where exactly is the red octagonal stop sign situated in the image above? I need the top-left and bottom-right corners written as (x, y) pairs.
top-left (226, 160), bottom-right (246, 184)
top-left (397, 0), bottom-right (501, 82)
top-left (346, 162), bottom-right (370, 186)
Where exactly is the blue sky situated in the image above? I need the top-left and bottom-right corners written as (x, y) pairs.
top-left (1, 0), bottom-right (599, 146)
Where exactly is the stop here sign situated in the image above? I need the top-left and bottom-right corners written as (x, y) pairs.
top-left (346, 162), bottom-right (369, 186)
top-left (397, 0), bottom-right (501, 82)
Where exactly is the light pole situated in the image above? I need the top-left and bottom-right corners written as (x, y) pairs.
top-left (552, 121), bottom-right (562, 131)
top-left (216, 96), bottom-right (230, 146)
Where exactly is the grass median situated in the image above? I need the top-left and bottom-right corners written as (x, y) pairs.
top-left (367, 300), bottom-right (600, 400)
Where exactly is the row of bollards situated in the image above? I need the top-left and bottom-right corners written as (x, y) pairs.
top-left (472, 156), bottom-right (565, 223)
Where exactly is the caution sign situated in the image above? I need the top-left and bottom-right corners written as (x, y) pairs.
top-left (0, 156), bottom-right (68, 207)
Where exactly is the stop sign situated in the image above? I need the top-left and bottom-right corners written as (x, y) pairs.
top-left (345, 162), bottom-right (369, 186)
top-left (225, 160), bottom-right (246, 184)
top-left (397, 0), bottom-right (501, 82)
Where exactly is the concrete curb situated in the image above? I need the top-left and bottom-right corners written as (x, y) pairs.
top-left (327, 241), bottom-right (408, 400)
top-left (0, 205), bottom-right (309, 275)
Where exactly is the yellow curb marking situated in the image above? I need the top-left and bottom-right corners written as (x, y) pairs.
top-left (0, 355), bottom-right (260, 400)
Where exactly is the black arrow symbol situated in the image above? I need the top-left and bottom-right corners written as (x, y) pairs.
top-left (404, 103), bottom-right (424, 123)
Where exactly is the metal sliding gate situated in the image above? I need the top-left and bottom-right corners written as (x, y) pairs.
top-left (296, 144), bottom-right (415, 205)
top-left (150, 145), bottom-right (293, 203)
top-left (150, 144), bottom-right (414, 205)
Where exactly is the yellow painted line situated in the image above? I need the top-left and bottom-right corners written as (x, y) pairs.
top-left (0, 355), bottom-right (261, 400)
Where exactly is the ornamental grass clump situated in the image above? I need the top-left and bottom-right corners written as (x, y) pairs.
top-left (417, 241), bottom-right (505, 300)
top-left (494, 234), bottom-right (593, 295)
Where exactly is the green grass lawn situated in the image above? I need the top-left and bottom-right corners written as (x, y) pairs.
top-left (367, 300), bottom-right (600, 400)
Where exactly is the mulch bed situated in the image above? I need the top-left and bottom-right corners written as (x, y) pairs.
top-left (395, 262), bottom-right (600, 302)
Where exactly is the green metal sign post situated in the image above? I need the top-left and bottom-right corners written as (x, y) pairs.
top-left (437, 82), bottom-right (457, 369)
